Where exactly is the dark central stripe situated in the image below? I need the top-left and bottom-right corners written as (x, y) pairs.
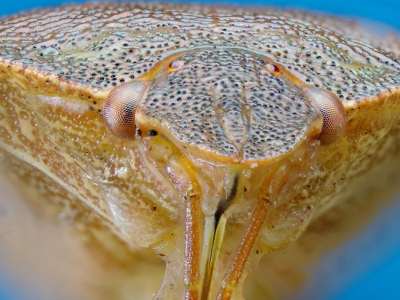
top-left (214, 173), bottom-right (239, 225)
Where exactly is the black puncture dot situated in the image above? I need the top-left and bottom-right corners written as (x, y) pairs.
top-left (136, 128), bottom-right (142, 136)
top-left (148, 129), bottom-right (158, 136)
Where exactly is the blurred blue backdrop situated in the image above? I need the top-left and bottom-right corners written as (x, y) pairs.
top-left (1, 0), bottom-right (400, 29)
top-left (0, 1), bottom-right (400, 300)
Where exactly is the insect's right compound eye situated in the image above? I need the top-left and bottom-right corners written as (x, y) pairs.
top-left (103, 81), bottom-right (148, 139)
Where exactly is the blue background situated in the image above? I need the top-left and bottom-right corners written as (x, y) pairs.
top-left (1, 0), bottom-right (400, 29)
top-left (1, 1), bottom-right (400, 300)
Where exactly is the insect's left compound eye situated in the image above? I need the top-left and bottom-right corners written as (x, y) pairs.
top-left (304, 87), bottom-right (346, 146)
top-left (167, 60), bottom-right (185, 72)
top-left (103, 81), bottom-right (148, 139)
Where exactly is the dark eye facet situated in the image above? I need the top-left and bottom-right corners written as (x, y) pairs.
top-left (148, 129), bottom-right (158, 136)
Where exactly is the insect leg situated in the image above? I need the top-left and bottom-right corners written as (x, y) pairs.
top-left (166, 155), bottom-right (202, 300)
top-left (217, 164), bottom-right (290, 300)
top-left (216, 196), bottom-right (269, 300)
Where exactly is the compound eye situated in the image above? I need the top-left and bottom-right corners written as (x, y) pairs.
top-left (103, 81), bottom-right (148, 139)
top-left (304, 87), bottom-right (346, 146)
top-left (167, 60), bottom-right (185, 72)
top-left (265, 63), bottom-right (281, 75)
